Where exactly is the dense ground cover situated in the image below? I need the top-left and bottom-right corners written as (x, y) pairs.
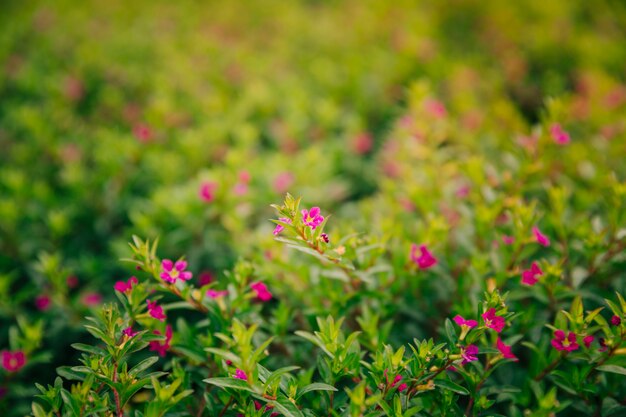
top-left (1, 0), bottom-right (626, 415)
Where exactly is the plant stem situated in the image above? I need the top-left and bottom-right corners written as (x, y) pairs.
top-left (533, 352), bottom-right (565, 381)
top-left (218, 396), bottom-right (234, 417)
top-left (112, 362), bottom-right (123, 417)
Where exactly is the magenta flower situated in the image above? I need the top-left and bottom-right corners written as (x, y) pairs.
top-left (147, 300), bottom-right (166, 321)
top-left (398, 383), bottom-right (408, 392)
top-left (273, 217), bottom-right (292, 236)
top-left (351, 132), bottom-right (373, 155)
top-left (233, 369), bottom-right (248, 380)
top-left (133, 123), bottom-right (153, 143)
top-left (122, 327), bottom-right (138, 338)
top-left (424, 98), bottom-right (447, 119)
top-left (551, 330), bottom-right (579, 352)
top-left (549, 123), bottom-right (570, 145)
top-left (206, 289), bottom-right (228, 299)
top-left (461, 345), bottom-right (479, 365)
top-left (1, 351), bottom-right (26, 372)
top-left (250, 282), bottom-right (272, 301)
top-left (160, 259), bottom-right (193, 284)
top-left (199, 181), bottom-right (218, 203)
top-left (410, 244), bottom-right (437, 269)
top-left (198, 271), bottom-right (214, 286)
top-left (35, 295), bottom-right (51, 311)
top-left (453, 315), bottom-right (478, 329)
top-left (320, 233), bottom-right (330, 243)
top-left (583, 335), bottom-right (594, 348)
top-left (482, 308), bottom-right (505, 333)
top-left (81, 292), bottom-right (102, 306)
top-left (521, 262), bottom-right (543, 286)
top-left (66, 275), bottom-right (79, 288)
top-left (114, 276), bottom-right (138, 293)
top-left (611, 315), bottom-right (622, 326)
top-left (301, 207), bottom-right (324, 230)
top-left (149, 325), bottom-right (172, 357)
top-left (502, 235), bottom-right (515, 245)
top-left (273, 172), bottom-right (294, 194)
top-left (496, 338), bottom-right (518, 361)
top-left (533, 226), bottom-right (551, 247)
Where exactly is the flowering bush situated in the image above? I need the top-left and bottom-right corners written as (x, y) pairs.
top-left (1, 0), bottom-right (626, 416)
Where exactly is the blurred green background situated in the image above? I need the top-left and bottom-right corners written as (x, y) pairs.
top-left (1, 0), bottom-right (625, 414)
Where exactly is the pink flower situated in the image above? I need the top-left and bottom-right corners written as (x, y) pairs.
top-left (320, 233), bottom-right (329, 243)
top-left (398, 383), bottom-right (408, 392)
top-left (583, 335), bottom-right (594, 348)
top-left (238, 171), bottom-right (251, 183)
top-left (160, 259), bottom-right (193, 284)
top-left (410, 244), bottom-right (437, 270)
top-left (82, 292), bottom-right (102, 306)
top-left (122, 327), bottom-right (138, 338)
top-left (533, 226), bottom-right (551, 247)
top-left (456, 185), bottom-right (470, 199)
top-left (301, 207), bottom-right (324, 230)
top-left (482, 308), bottom-right (505, 333)
top-left (206, 289), bottom-right (228, 299)
top-left (198, 271), bottom-right (214, 287)
top-left (233, 183), bottom-right (248, 196)
top-left (133, 123), bottom-right (153, 143)
top-left (351, 132), bottom-right (373, 155)
top-left (35, 295), bottom-right (51, 311)
top-left (273, 172), bottom-right (294, 194)
top-left (549, 123), bottom-right (570, 145)
top-left (149, 325), bottom-right (172, 357)
top-left (502, 235), bottom-right (515, 245)
top-left (199, 181), bottom-right (218, 203)
top-left (114, 276), bottom-right (138, 293)
top-left (424, 99), bottom-right (447, 119)
top-left (496, 338), bottom-right (518, 361)
top-left (233, 369), bottom-right (247, 380)
top-left (521, 262), bottom-right (543, 286)
top-left (551, 330), bottom-right (579, 352)
top-left (461, 345), bottom-right (478, 364)
top-left (273, 217), bottom-right (292, 236)
top-left (66, 275), bottom-right (79, 288)
top-left (611, 315), bottom-right (622, 326)
top-left (147, 300), bottom-right (166, 321)
top-left (453, 315), bottom-right (478, 328)
top-left (250, 281), bottom-right (272, 301)
top-left (1, 351), bottom-right (26, 372)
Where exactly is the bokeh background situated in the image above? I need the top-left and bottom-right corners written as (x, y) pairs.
top-left (1, 0), bottom-right (626, 414)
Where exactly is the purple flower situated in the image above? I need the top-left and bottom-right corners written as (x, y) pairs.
top-left (482, 308), bottom-right (505, 333)
top-left (273, 217), bottom-right (292, 236)
top-left (551, 330), bottom-right (579, 352)
top-left (521, 262), bottom-right (543, 286)
top-left (233, 369), bottom-right (248, 380)
top-left (250, 282), bottom-right (272, 301)
top-left (611, 315), bottom-right (621, 326)
top-left (533, 226), bottom-right (551, 247)
top-left (301, 207), bottom-right (324, 230)
top-left (461, 345), bottom-right (478, 364)
top-left (114, 276), bottom-right (138, 293)
top-left (160, 259), bottom-right (193, 284)
top-left (410, 244), bottom-right (437, 269)
top-left (122, 327), bottom-right (138, 338)
top-left (149, 325), bottom-right (172, 357)
top-left (496, 338), bottom-right (518, 361)
top-left (147, 300), bottom-right (166, 321)
top-left (549, 123), bottom-right (570, 145)
top-left (1, 351), bottom-right (26, 372)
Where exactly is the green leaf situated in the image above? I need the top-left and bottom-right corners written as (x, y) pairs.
top-left (129, 356), bottom-right (159, 378)
top-left (71, 343), bottom-right (107, 356)
top-left (435, 379), bottom-right (470, 395)
top-left (269, 395), bottom-right (305, 417)
top-left (203, 377), bottom-right (255, 393)
top-left (296, 382), bottom-right (338, 400)
top-left (596, 365), bottom-right (626, 376)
